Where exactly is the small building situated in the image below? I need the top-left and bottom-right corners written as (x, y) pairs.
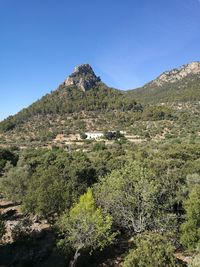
top-left (85, 132), bottom-right (104, 140)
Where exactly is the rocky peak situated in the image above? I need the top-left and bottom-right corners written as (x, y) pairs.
top-left (64, 64), bottom-right (101, 91)
top-left (151, 61), bottom-right (200, 86)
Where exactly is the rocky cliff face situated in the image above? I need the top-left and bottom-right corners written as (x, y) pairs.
top-left (150, 61), bottom-right (200, 86)
top-left (64, 64), bottom-right (101, 91)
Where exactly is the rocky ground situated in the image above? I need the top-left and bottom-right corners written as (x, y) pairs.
top-left (0, 198), bottom-right (66, 267)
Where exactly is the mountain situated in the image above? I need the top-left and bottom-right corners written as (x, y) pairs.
top-left (1, 61), bottom-right (200, 147)
top-left (149, 61), bottom-right (200, 87)
top-left (129, 61), bottom-right (200, 104)
top-left (0, 65), bottom-right (141, 142)
top-left (64, 64), bottom-right (101, 91)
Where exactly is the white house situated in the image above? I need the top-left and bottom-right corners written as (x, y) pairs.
top-left (85, 132), bottom-right (104, 140)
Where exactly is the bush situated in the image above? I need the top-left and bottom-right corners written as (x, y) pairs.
top-left (142, 106), bottom-right (174, 121)
top-left (123, 233), bottom-right (179, 267)
top-left (80, 132), bottom-right (87, 140)
top-left (94, 162), bottom-right (158, 232)
top-left (190, 247), bottom-right (200, 267)
top-left (190, 254), bottom-right (200, 267)
top-left (0, 148), bottom-right (18, 176)
top-left (180, 185), bottom-right (200, 250)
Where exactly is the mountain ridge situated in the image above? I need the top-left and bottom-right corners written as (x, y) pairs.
top-left (130, 61), bottom-right (200, 104)
top-left (148, 61), bottom-right (200, 87)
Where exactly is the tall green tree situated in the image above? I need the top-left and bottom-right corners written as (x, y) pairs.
top-left (57, 189), bottom-right (115, 267)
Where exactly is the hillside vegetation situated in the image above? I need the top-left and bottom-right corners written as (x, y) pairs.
top-left (130, 74), bottom-right (200, 104)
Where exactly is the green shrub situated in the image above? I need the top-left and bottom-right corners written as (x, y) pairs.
top-left (123, 233), bottom-right (179, 267)
top-left (181, 185), bottom-right (200, 250)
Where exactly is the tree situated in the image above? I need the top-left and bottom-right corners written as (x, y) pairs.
top-left (0, 162), bottom-right (31, 202)
top-left (57, 189), bottom-right (115, 267)
top-left (3, 149), bottom-right (97, 217)
top-left (94, 161), bottom-right (158, 232)
top-left (180, 185), bottom-right (200, 250)
top-left (0, 148), bottom-right (18, 176)
top-left (80, 132), bottom-right (87, 140)
top-left (123, 233), bottom-right (179, 267)
top-left (23, 165), bottom-right (71, 216)
top-left (103, 130), bottom-right (123, 140)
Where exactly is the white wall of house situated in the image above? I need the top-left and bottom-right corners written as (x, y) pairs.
top-left (85, 132), bottom-right (104, 140)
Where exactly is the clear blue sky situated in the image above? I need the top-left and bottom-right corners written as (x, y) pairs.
top-left (0, 0), bottom-right (200, 120)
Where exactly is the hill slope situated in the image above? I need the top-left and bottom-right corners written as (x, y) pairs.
top-left (129, 61), bottom-right (200, 104)
top-left (0, 65), bottom-right (141, 144)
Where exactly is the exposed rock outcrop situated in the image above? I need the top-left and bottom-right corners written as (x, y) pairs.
top-left (150, 61), bottom-right (200, 86)
top-left (64, 64), bottom-right (101, 91)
